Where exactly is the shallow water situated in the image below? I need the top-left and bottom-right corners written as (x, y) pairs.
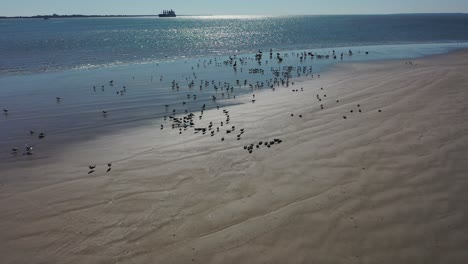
top-left (1, 14), bottom-right (468, 75)
top-left (2, 14), bottom-right (468, 162)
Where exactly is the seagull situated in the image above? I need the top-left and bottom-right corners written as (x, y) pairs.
top-left (25, 145), bottom-right (33, 155)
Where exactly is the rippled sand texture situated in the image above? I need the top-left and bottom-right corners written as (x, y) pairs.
top-left (1, 51), bottom-right (468, 264)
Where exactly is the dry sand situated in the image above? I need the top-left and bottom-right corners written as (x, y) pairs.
top-left (1, 50), bottom-right (468, 264)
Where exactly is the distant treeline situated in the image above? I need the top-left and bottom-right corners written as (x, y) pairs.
top-left (0, 14), bottom-right (161, 19)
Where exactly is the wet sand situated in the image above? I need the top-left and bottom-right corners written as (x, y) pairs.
top-left (1, 50), bottom-right (468, 263)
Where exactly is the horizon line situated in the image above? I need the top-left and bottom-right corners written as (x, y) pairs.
top-left (1, 12), bottom-right (467, 18)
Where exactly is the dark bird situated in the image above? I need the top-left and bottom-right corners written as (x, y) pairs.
top-left (102, 111), bottom-right (107, 114)
top-left (3, 109), bottom-right (8, 113)
top-left (11, 148), bottom-right (18, 152)
top-left (106, 168), bottom-right (112, 173)
top-left (107, 163), bottom-right (112, 167)
top-left (38, 133), bottom-right (45, 139)
top-left (88, 170), bottom-right (95, 174)
top-left (89, 165), bottom-right (96, 170)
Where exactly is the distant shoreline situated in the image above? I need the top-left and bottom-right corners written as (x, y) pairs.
top-left (0, 13), bottom-right (466, 19)
top-left (0, 14), bottom-right (202, 19)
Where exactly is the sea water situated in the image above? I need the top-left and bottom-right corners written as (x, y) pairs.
top-left (1, 14), bottom-right (468, 159)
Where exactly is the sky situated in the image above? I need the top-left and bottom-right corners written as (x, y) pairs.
top-left (1, 0), bottom-right (468, 16)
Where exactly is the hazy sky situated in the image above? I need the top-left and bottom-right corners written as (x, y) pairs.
top-left (2, 0), bottom-right (468, 16)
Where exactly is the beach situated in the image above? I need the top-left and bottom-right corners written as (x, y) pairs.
top-left (1, 49), bottom-right (468, 263)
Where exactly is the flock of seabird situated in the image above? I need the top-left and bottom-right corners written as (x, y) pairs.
top-left (3, 48), bottom-right (380, 174)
